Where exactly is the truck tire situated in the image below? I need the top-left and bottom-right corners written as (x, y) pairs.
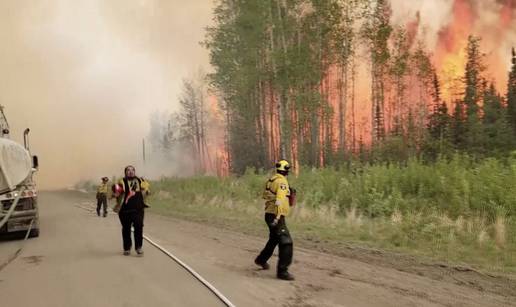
top-left (29, 228), bottom-right (39, 238)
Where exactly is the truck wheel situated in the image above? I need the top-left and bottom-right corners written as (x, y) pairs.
top-left (29, 228), bottom-right (40, 238)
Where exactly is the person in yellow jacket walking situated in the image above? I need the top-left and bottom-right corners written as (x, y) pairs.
top-left (255, 160), bottom-right (295, 280)
top-left (96, 177), bottom-right (109, 217)
top-left (112, 166), bottom-right (150, 256)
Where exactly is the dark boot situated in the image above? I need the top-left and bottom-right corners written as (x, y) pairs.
top-left (136, 248), bottom-right (144, 256)
top-left (277, 272), bottom-right (295, 281)
top-left (254, 258), bottom-right (270, 270)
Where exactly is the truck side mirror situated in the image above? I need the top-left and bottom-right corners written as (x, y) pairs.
top-left (33, 155), bottom-right (39, 169)
top-left (24, 128), bottom-right (30, 150)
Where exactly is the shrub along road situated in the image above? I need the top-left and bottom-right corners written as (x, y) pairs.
top-left (0, 190), bottom-right (514, 307)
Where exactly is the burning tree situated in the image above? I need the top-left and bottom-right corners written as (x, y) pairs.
top-left (508, 48), bottom-right (516, 135)
top-left (201, 0), bottom-right (516, 173)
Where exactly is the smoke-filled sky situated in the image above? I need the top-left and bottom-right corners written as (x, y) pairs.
top-left (0, 0), bottom-right (514, 189)
top-left (0, 0), bottom-right (214, 188)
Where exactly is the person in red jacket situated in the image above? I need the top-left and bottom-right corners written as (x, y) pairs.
top-left (112, 165), bottom-right (150, 256)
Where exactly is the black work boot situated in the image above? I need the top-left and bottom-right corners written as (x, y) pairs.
top-left (136, 248), bottom-right (144, 256)
top-left (254, 259), bottom-right (270, 270)
top-left (277, 272), bottom-right (295, 281)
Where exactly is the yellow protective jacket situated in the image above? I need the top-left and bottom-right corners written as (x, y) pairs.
top-left (117, 177), bottom-right (150, 196)
top-left (262, 173), bottom-right (290, 218)
top-left (97, 183), bottom-right (108, 194)
top-left (116, 177), bottom-right (150, 211)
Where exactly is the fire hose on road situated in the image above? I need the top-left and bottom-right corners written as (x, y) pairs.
top-left (74, 202), bottom-right (237, 307)
top-left (143, 234), bottom-right (236, 307)
top-left (2, 191), bottom-right (236, 306)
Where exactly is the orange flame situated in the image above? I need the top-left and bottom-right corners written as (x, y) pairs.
top-left (434, 0), bottom-right (475, 102)
top-left (434, 0), bottom-right (515, 102)
top-left (206, 94), bottom-right (229, 176)
top-left (204, 0), bottom-right (516, 171)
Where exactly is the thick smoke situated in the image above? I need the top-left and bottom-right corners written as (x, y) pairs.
top-left (0, 0), bottom-right (214, 189)
top-left (1, 1), bottom-right (514, 188)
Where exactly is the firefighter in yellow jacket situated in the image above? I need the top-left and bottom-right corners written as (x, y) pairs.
top-left (255, 160), bottom-right (295, 280)
top-left (96, 177), bottom-right (109, 217)
top-left (112, 166), bottom-right (150, 256)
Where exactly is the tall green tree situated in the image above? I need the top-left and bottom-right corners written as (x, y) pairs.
top-left (482, 82), bottom-right (515, 154)
top-left (411, 43), bottom-right (434, 144)
top-left (462, 35), bottom-right (485, 152)
top-left (427, 71), bottom-right (451, 154)
top-left (507, 47), bottom-right (516, 136)
top-left (205, 0), bottom-right (270, 173)
top-left (389, 26), bottom-right (410, 134)
top-left (334, 0), bottom-right (358, 155)
top-left (177, 77), bottom-right (211, 174)
top-left (451, 99), bottom-right (467, 150)
top-left (362, 0), bottom-right (392, 143)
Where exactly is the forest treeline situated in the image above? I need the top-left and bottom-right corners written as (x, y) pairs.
top-left (148, 0), bottom-right (516, 175)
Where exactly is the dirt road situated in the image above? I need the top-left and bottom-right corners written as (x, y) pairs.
top-left (0, 192), bottom-right (225, 307)
top-left (1, 191), bottom-right (515, 307)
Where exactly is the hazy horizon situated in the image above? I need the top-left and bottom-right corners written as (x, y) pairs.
top-left (0, 0), bottom-right (215, 189)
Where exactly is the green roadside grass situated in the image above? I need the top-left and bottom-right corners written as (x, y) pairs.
top-left (147, 155), bottom-right (516, 274)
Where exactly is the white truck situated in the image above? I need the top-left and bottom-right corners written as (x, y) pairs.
top-left (0, 106), bottom-right (39, 238)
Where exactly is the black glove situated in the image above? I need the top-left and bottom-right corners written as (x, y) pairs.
top-left (271, 218), bottom-right (279, 227)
